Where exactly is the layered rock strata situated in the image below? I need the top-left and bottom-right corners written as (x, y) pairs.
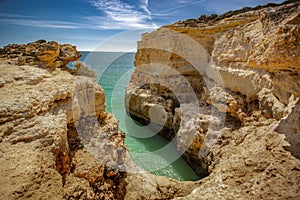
top-left (126, 1), bottom-right (300, 198)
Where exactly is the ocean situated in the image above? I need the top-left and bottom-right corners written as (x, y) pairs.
top-left (71, 51), bottom-right (199, 181)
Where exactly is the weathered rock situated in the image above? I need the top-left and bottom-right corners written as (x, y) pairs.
top-left (174, 123), bottom-right (300, 200)
top-left (0, 41), bottom-right (203, 200)
top-left (257, 88), bottom-right (286, 119)
top-left (0, 42), bottom-right (127, 199)
top-left (125, 1), bottom-right (300, 199)
top-left (275, 98), bottom-right (300, 159)
top-left (124, 158), bottom-right (200, 200)
top-left (0, 40), bottom-right (81, 68)
top-left (1, 1), bottom-right (300, 200)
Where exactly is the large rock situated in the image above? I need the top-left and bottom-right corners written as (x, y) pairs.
top-left (1, 1), bottom-right (300, 199)
top-left (125, 1), bottom-right (300, 198)
top-left (275, 99), bottom-right (300, 159)
top-left (0, 42), bottom-right (127, 199)
top-left (174, 121), bottom-right (300, 200)
top-left (0, 41), bottom-right (207, 200)
top-left (0, 40), bottom-right (81, 68)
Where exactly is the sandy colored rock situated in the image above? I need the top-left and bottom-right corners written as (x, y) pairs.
top-left (275, 98), bottom-right (300, 159)
top-left (1, 1), bottom-right (300, 200)
top-left (125, 1), bottom-right (300, 199)
top-left (0, 40), bottom-right (81, 68)
top-left (0, 40), bottom-right (200, 200)
top-left (0, 42), bottom-right (127, 199)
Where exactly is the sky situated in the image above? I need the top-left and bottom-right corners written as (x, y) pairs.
top-left (0, 0), bottom-right (285, 51)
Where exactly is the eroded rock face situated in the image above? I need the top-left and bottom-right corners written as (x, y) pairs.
top-left (0, 40), bottom-right (81, 68)
top-left (1, 2), bottom-right (300, 200)
top-left (0, 41), bottom-right (201, 200)
top-left (275, 99), bottom-right (300, 159)
top-left (125, 1), bottom-right (300, 198)
top-left (0, 42), bottom-right (127, 199)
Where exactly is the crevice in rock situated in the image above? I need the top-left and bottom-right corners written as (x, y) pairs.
top-left (126, 81), bottom-right (249, 179)
top-left (55, 122), bottom-right (83, 186)
top-left (182, 154), bottom-right (209, 179)
top-left (89, 166), bottom-right (127, 200)
top-left (67, 123), bottom-right (84, 173)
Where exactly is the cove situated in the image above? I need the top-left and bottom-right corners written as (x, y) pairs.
top-left (78, 52), bottom-right (199, 181)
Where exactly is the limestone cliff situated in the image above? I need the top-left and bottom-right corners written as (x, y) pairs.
top-left (0, 40), bottom-right (202, 200)
top-left (1, 1), bottom-right (300, 199)
top-left (0, 41), bottom-right (127, 199)
top-left (126, 1), bottom-right (300, 199)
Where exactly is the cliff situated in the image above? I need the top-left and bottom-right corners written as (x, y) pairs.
top-left (0, 41), bottom-right (127, 199)
top-left (0, 40), bottom-right (203, 200)
top-left (1, 1), bottom-right (300, 199)
top-left (126, 1), bottom-right (300, 199)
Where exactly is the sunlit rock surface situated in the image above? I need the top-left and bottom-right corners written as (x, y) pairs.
top-left (126, 1), bottom-right (300, 199)
top-left (0, 41), bottom-right (127, 199)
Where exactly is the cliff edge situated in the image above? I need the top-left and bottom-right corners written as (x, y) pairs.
top-left (126, 1), bottom-right (300, 199)
top-left (1, 1), bottom-right (300, 199)
top-left (0, 41), bottom-right (127, 199)
top-left (0, 40), bottom-right (203, 200)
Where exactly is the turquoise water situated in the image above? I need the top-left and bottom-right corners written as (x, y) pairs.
top-left (73, 52), bottom-right (199, 181)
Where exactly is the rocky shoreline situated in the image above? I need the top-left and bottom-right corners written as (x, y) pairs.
top-left (0, 40), bottom-right (128, 199)
top-left (0, 1), bottom-right (300, 199)
top-left (0, 40), bottom-right (200, 200)
top-left (126, 0), bottom-right (300, 198)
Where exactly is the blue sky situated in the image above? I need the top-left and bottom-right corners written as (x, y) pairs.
top-left (0, 0), bottom-right (284, 51)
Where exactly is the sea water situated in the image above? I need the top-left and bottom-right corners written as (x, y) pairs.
top-left (72, 52), bottom-right (199, 181)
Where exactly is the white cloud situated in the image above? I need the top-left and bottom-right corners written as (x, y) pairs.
top-left (0, 9), bottom-right (157, 30)
top-left (0, 12), bottom-right (88, 29)
top-left (84, 15), bottom-right (157, 30)
top-left (158, 0), bottom-right (208, 13)
top-left (176, 0), bottom-right (191, 4)
top-left (0, 17), bottom-right (83, 29)
top-left (89, 0), bottom-right (157, 29)
top-left (0, 0), bottom-right (159, 30)
top-left (140, 0), bottom-right (151, 18)
top-left (0, 13), bottom-right (34, 19)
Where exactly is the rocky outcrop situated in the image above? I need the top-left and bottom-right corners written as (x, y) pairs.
top-left (0, 41), bottom-right (127, 199)
top-left (1, 1), bottom-right (300, 199)
top-left (0, 41), bottom-right (205, 200)
top-left (0, 39), bottom-right (81, 68)
top-left (275, 99), bottom-right (300, 159)
top-left (126, 1), bottom-right (300, 198)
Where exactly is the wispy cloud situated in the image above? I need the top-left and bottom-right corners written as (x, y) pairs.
top-left (88, 0), bottom-right (158, 29)
top-left (140, 0), bottom-right (151, 18)
top-left (176, 0), bottom-right (191, 4)
top-left (0, 18), bottom-right (82, 29)
top-left (0, 12), bottom-right (84, 29)
top-left (0, 0), bottom-right (158, 30)
top-left (158, 0), bottom-right (208, 13)
top-left (0, 13), bottom-right (34, 19)
top-left (0, 4), bottom-right (158, 31)
top-left (84, 16), bottom-right (155, 29)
